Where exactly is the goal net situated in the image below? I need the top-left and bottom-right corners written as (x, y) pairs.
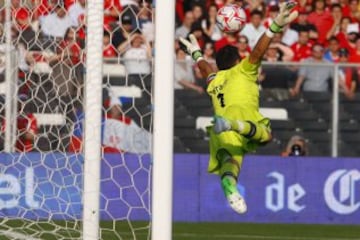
top-left (0, 0), bottom-right (157, 239)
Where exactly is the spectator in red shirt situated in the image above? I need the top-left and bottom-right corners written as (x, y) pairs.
top-left (57, 27), bottom-right (82, 65)
top-left (31, 0), bottom-right (52, 20)
top-left (13, 7), bottom-right (30, 30)
top-left (307, 0), bottom-right (334, 44)
top-left (104, 0), bottom-right (122, 30)
top-left (103, 31), bottom-right (117, 58)
top-left (336, 17), bottom-right (353, 50)
top-left (348, 37), bottom-right (360, 62)
top-left (76, 14), bottom-right (86, 43)
top-left (51, 27), bottom-right (84, 97)
top-left (348, 0), bottom-right (360, 22)
top-left (325, 4), bottom-right (343, 41)
top-left (263, 3), bottom-right (279, 29)
top-left (215, 32), bottom-right (238, 52)
top-left (291, 30), bottom-right (313, 62)
top-left (340, 0), bottom-right (351, 17)
top-left (64, 0), bottom-right (75, 9)
top-left (13, 7), bottom-right (43, 50)
top-left (1, 94), bottom-right (38, 152)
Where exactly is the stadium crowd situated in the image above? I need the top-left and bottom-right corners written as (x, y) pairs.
top-left (0, 0), bottom-right (154, 152)
top-left (0, 0), bottom-right (359, 153)
top-left (175, 0), bottom-right (360, 98)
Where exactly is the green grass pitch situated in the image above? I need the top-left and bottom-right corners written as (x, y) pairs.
top-left (0, 221), bottom-right (359, 240)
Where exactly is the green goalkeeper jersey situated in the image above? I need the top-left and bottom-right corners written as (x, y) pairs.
top-left (206, 57), bottom-right (261, 117)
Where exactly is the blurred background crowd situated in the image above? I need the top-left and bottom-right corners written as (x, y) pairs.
top-left (0, 0), bottom-right (359, 155)
top-left (174, 0), bottom-right (360, 97)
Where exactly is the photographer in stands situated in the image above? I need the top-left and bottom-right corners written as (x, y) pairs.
top-left (281, 135), bottom-right (308, 157)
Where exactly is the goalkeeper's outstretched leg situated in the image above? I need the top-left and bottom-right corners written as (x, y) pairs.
top-left (214, 116), bottom-right (272, 144)
top-left (217, 149), bottom-right (247, 214)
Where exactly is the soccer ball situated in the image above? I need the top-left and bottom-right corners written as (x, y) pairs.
top-left (216, 5), bottom-right (246, 33)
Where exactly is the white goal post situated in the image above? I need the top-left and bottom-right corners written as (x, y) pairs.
top-left (151, 0), bottom-right (175, 240)
top-left (84, 0), bottom-right (177, 239)
top-left (0, 0), bottom-right (174, 239)
top-left (82, 0), bottom-right (104, 239)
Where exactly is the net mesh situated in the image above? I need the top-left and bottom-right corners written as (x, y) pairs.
top-left (0, 1), bottom-right (154, 239)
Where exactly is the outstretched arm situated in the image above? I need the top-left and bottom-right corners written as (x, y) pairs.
top-left (249, 1), bottom-right (298, 64)
top-left (179, 34), bottom-right (215, 78)
top-left (197, 59), bottom-right (214, 78)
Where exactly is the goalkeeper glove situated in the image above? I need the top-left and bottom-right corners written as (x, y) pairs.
top-left (179, 34), bottom-right (204, 62)
top-left (269, 1), bottom-right (299, 33)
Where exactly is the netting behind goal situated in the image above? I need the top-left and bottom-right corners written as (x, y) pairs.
top-left (0, 1), bottom-right (154, 239)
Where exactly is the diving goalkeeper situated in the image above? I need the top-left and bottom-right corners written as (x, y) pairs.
top-left (179, 2), bottom-right (298, 214)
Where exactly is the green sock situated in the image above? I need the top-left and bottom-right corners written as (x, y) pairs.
top-left (216, 150), bottom-right (242, 197)
top-left (221, 175), bottom-right (238, 197)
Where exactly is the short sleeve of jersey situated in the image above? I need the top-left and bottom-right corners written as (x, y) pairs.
top-left (234, 57), bottom-right (260, 80)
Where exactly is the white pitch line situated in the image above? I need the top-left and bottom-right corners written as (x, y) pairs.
top-left (71, 228), bottom-right (360, 240)
top-left (0, 230), bottom-right (42, 240)
top-left (175, 233), bottom-right (360, 240)
top-left (97, 231), bottom-right (360, 240)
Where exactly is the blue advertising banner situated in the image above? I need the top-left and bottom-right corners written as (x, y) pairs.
top-left (0, 153), bottom-right (359, 224)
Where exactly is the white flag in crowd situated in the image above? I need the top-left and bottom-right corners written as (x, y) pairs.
top-left (103, 118), bottom-right (152, 154)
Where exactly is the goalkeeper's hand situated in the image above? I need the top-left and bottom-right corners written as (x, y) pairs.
top-left (179, 34), bottom-right (204, 62)
top-left (270, 1), bottom-right (299, 33)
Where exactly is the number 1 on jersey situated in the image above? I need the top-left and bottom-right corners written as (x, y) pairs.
top-left (217, 93), bottom-right (225, 107)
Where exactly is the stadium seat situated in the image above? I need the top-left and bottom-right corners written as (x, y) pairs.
top-left (270, 120), bottom-right (296, 131)
top-left (183, 97), bottom-right (212, 108)
top-left (306, 143), bottom-right (326, 156)
top-left (304, 132), bottom-right (331, 142)
top-left (184, 139), bottom-right (209, 153)
top-left (272, 130), bottom-right (304, 143)
top-left (340, 132), bottom-right (360, 143)
top-left (337, 141), bottom-right (359, 157)
top-left (344, 103), bottom-right (360, 118)
top-left (174, 128), bottom-right (205, 139)
top-left (175, 117), bottom-right (196, 128)
top-left (302, 91), bottom-right (331, 102)
top-left (260, 108), bottom-right (288, 120)
top-left (297, 120), bottom-right (328, 132)
top-left (340, 122), bottom-right (360, 132)
top-left (282, 101), bottom-right (311, 111)
top-left (189, 107), bottom-right (214, 117)
top-left (288, 110), bottom-right (320, 121)
top-left (175, 89), bottom-right (204, 100)
top-left (174, 106), bottom-right (191, 118)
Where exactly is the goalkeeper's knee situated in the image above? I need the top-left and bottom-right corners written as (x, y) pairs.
top-left (243, 121), bottom-right (272, 143)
